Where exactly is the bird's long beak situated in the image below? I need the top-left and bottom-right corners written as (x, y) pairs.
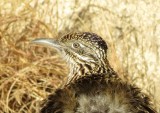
top-left (31, 38), bottom-right (63, 51)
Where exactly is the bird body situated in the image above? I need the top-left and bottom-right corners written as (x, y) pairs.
top-left (40, 74), bottom-right (156, 113)
top-left (32, 32), bottom-right (156, 113)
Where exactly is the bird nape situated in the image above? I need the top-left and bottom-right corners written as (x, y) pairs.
top-left (32, 32), bottom-right (157, 113)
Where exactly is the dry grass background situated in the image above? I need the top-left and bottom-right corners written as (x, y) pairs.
top-left (0, 0), bottom-right (160, 113)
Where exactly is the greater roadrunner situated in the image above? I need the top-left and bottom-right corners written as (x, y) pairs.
top-left (32, 32), bottom-right (156, 113)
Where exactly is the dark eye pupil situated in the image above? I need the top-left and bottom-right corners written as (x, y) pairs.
top-left (73, 43), bottom-right (79, 48)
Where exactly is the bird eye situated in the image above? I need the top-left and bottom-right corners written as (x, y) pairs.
top-left (72, 43), bottom-right (80, 48)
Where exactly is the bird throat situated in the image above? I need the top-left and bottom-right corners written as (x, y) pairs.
top-left (66, 59), bottom-right (116, 85)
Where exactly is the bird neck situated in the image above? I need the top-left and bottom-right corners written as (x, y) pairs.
top-left (66, 58), bottom-right (117, 84)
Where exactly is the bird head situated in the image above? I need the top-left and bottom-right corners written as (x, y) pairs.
top-left (32, 32), bottom-right (109, 83)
